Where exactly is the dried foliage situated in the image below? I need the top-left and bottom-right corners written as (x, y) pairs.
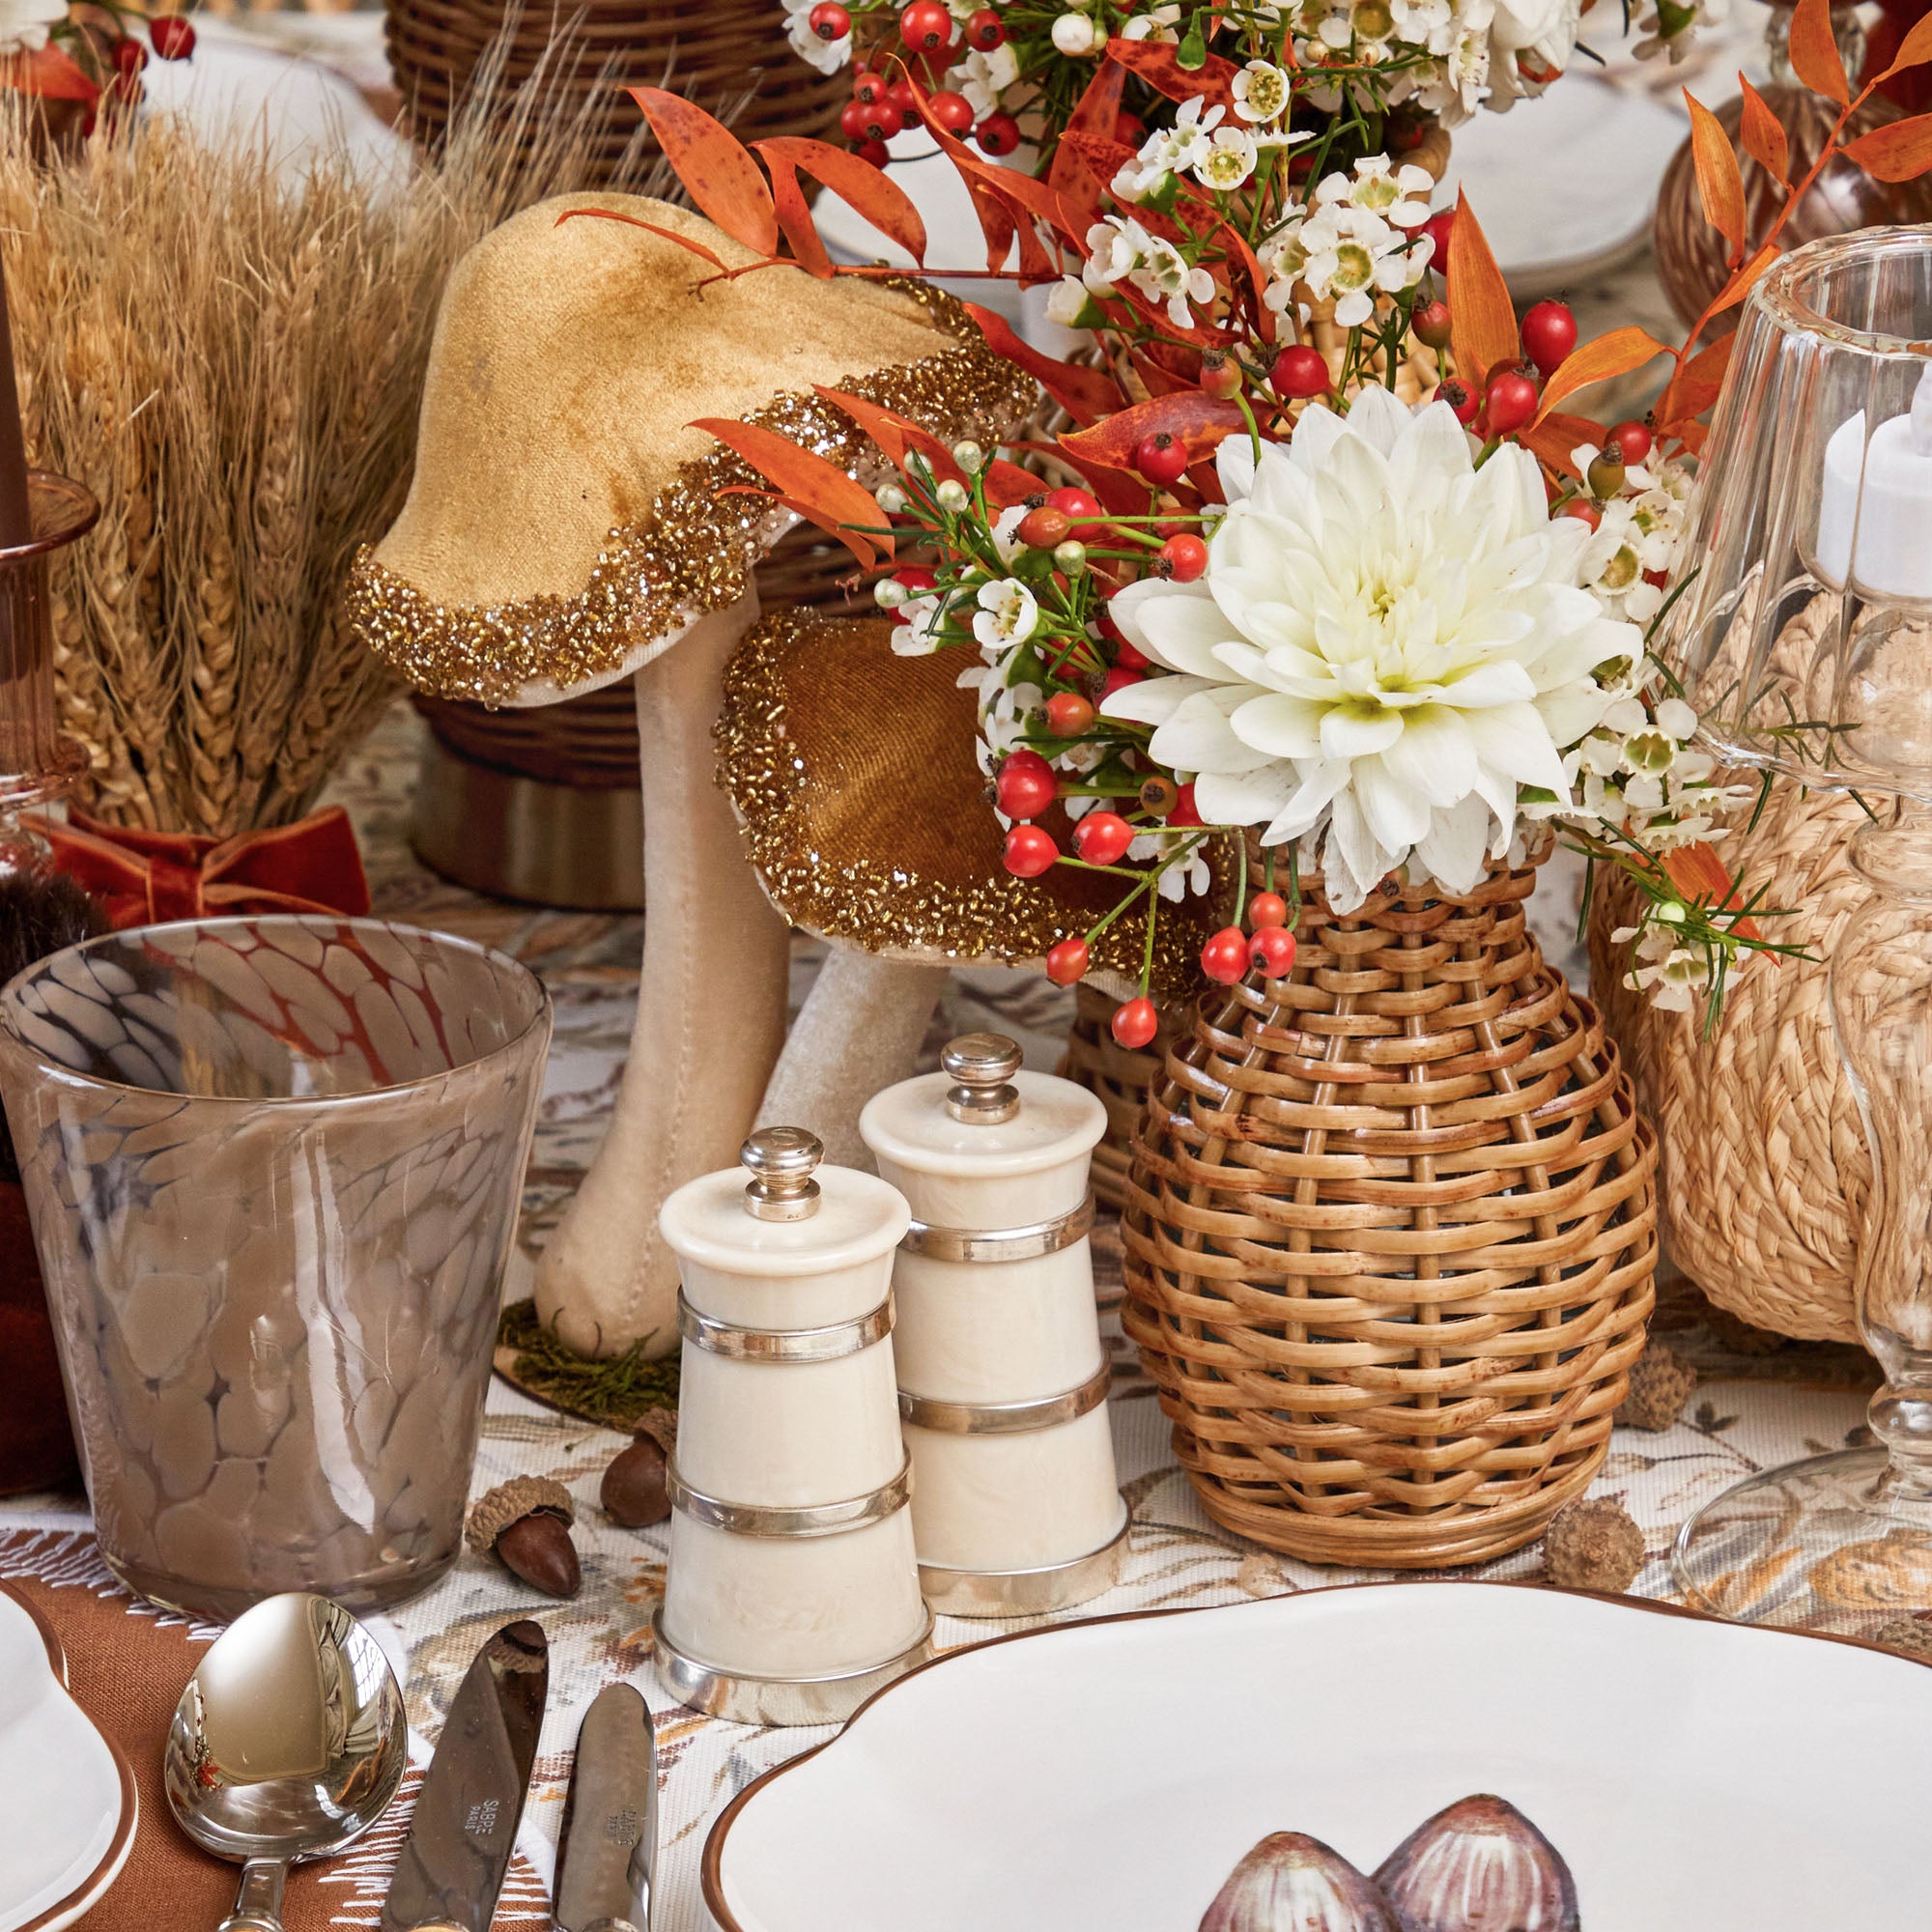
top-left (1, 37), bottom-right (669, 834)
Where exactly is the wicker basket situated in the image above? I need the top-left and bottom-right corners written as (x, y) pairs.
top-left (1588, 786), bottom-right (1868, 1346)
top-left (385, 0), bottom-right (850, 183)
top-left (1122, 855), bottom-right (1658, 1569)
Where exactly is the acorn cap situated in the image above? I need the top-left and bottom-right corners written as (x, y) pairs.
top-left (466, 1474), bottom-right (577, 1558)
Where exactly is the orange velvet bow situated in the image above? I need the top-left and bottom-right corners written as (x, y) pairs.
top-left (32, 807), bottom-right (372, 931)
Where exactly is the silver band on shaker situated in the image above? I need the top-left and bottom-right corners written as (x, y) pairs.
top-left (897, 1358), bottom-right (1114, 1435)
top-left (665, 1455), bottom-right (914, 1539)
top-left (899, 1195), bottom-right (1095, 1264)
top-left (675, 1290), bottom-right (894, 1363)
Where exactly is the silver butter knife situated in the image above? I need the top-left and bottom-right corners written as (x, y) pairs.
top-left (380, 1618), bottom-right (550, 1932)
top-left (554, 1683), bottom-right (659, 1932)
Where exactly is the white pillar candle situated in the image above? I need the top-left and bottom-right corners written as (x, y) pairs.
top-left (1816, 365), bottom-right (1932, 603)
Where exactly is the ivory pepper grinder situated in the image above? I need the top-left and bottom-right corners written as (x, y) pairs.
top-left (653, 1127), bottom-right (932, 1725)
top-left (860, 1036), bottom-right (1128, 1617)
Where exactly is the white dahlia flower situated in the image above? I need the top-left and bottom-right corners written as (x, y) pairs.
top-left (1100, 387), bottom-right (1643, 910)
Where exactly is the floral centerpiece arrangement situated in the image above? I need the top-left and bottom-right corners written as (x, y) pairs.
top-left (605, 0), bottom-right (1932, 1044)
top-left (0, 1), bottom-right (195, 129)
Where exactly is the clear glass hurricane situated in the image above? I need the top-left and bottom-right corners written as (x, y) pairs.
top-left (1663, 229), bottom-right (1932, 1634)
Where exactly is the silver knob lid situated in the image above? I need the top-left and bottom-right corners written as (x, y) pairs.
top-left (741, 1126), bottom-right (823, 1221)
top-left (942, 1033), bottom-right (1022, 1125)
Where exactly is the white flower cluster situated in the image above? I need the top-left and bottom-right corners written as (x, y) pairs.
top-left (1082, 213), bottom-right (1217, 328)
top-left (1571, 446), bottom-right (1696, 627)
top-left (1293, 0), bottom-right (1582, 126)
top-left (1633, 0), bottom-right (1729, 63)
top-left (1262, 156), bottom-right (1435, 328)
top-left (1110, 65), bottom-right (1310, 204)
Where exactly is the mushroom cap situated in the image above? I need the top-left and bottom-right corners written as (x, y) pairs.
top-left (346, 193), bottom-right (1033, 708)
top-left (716, 606), bottom-right (1216, 991)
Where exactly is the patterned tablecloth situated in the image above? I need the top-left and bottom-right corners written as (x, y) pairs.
top-left (5, 702), bottom-right (1880, 1931)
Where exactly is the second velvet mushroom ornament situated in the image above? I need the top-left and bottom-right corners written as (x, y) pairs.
top-left (347, 192), bottom-right (1032, 1363)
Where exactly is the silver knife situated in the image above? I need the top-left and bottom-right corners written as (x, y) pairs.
top-left (381, 1618), bottom-right (550, 1932)
top-left (554, 1684), bottom-right (658, 1932)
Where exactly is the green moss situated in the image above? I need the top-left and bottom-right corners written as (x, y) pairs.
top-left (496, 1300), bottom-right (679, 1430)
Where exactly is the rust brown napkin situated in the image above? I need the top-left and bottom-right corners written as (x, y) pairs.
top-left (0, 1530), bottom-right (549, 1928)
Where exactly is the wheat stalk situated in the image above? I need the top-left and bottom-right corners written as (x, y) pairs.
top-left (0, 34), bottom-right (671, 837)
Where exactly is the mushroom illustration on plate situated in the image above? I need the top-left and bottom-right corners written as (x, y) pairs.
top-left (346, 192), bottom-right (1033, 1361)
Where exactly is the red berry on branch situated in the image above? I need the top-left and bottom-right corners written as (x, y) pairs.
top-left (853, 70), bottom-right (888, 103)
top-left (1439, 378), bottom-right (1479, 426)
top-left (1099, 665), bottom-right (1142, 702)
top-left (885, 79), bottom-right (922, 129)
top-left (1111, 996), bottom-right (1159, 1050)
top-left (1158, 533), bottom-right (1208, 582)
top-left (1199, 351), bottom-right (1242, 400)
top-left (840, 99), bottom-right (880, 142)
top-left (1249, 925), bottom-right (1297, 977)
top-left (1168, 781), bottom-right (1203, 827)
top-left (150, 14), bottom-right (195, 58)
top-left (1071, 810), bottom-right (1134, 867)
top-left (1484, 368), bottom-right (1539, 436)
top-left (965, 6), bottom-right (1005, 48)
top-left (1113, 110), bottom-right (1144, 145)
top-left (899, 0), bottom-right (952, 51)
top-left (855, 136), bottom-right (891, 167)
top-left (1044, 691), bottom-right (1094, 737)
top-left (1045, 486), bottom-right (1103, 541)
top-left (1247, 890), bottom-right (1289, 930)
top-left (1608, 418), bottom-right (1653, 466)
top-left (1421, 209), bottom-right (1455, 273)
top-left (927, 88), bottom-right (974, 133)
top-left (809, 1), bottom-right (851, 40)
top-left (1099, 617), bottom-right (1150, 670)
top-left (1135, 431), bottom-right (1188, 487)
top-left (1200, 925), bottom-right (1248, 984)
top-left (114, 34), bottom-right (147, 73)
top-left (1045, 936), bottom-right (1090, 985)
top-left (1270, 343), bottom-right (1328, 400)
top-left (1017, 504), bottom-right (1071, 549)
top-left (1411, 298), bottom-right (1451, 351)
top-left (996, 750), bottom-right (1057, 820)
top-left (975, 112), bottom-right (1021, 156)
top-left (1561, 497), bottom-right (1602, 529)
top-left (1004, 823), bottom-right (1059, 878)
top-left (893, 565), bottom-right (937, 593)
top-left (1521, 299), bottom-right (1577, 378)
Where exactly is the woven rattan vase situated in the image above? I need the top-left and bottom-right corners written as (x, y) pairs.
top-left (1122, 855), bottom-right (1659, 1569)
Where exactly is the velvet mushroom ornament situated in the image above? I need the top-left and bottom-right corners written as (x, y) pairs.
top-left (346, 193), bottom-right (1031, 1360)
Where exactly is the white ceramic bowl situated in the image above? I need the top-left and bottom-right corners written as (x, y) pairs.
top-left (706, 1581), bottom-right (1931, 1931)
top-left (0, 1582), bottom-right (136, 1931)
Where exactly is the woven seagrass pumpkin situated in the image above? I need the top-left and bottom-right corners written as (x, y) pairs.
top-left (1122, 855), bottom-right (1659, 1569)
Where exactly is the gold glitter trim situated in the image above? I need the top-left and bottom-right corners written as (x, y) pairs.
top-left (714, 605), bottom-right (1210, 991)
top-left (344, 285), bottom-right (1035, 706)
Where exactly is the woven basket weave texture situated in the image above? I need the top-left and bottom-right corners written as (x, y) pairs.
top-left (1123, 858), bottom-right (1658, 1569)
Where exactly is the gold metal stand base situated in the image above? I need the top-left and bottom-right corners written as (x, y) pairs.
top-left (412, 729), bottom-right (642, 911)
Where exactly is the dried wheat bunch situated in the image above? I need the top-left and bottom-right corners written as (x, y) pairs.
top-left (2, 37), bottom-right (668, 834)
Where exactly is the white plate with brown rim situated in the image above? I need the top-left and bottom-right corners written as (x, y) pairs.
top-left (0, 1580), bottom-right (137, 1932)
top-left (703, 1580), bottom-right (1930, 1931)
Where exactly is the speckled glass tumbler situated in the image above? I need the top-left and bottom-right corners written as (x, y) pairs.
top-left (0, 916), bottom-right (551, 1619)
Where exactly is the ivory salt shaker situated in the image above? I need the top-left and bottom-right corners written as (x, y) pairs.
top-left (653, 1127), bottom-right (932, 1724)
top-left (859, 1036), bottom-right (1128, 1617)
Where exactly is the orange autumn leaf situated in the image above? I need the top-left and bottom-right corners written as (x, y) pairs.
top-left (759, 154), bottom-right (834, 279)
top-left (554, 206), bottom-right (728, 272)
top-left (1103, 37), bottom-right (1241, 110)
top-left (1877, 9), bottom-right (1932, 81)
top-left (961, 301), bottom-right (1123, 427)
top-left (1737, 76), bottom-right (1790, 185)
top-left (0, 43), bottom-right (96, 100)
top-left (629, 87), bottom-right (779, 257)
top-left (719, 486), bottom-right (879, 567)
top-left (1684, 90), bottom-right (1747, 252)
top-left (1842, 113), bottom-right (1932, 183)
top-left (756, 137), bottom-right (926, 265)
top-left (1534, 327), bottom-right (1672, 422)
top-left (1787, 0), bottom-right (1849, 105)
top-left (1657, 329), bottom-right (1735, 430)
top-left (1520, 409), bottom-right (1605, 476)
top-left (692, 418), bottom-right (889, 565)
top-left (1708, 242), bottom-right (1780, 318)
top-left (1446, 193), bottom-right (1518, 386)
top-left (1059, 392), bottom-right (1248, 469)
top-left (1662, 842), bottom-right (1764, 944)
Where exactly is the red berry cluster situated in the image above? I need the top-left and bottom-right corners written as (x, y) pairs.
top-left (836, 4), bottom-right (1015, 162)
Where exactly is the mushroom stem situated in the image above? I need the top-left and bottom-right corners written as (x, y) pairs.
top-left (757, 950), bottom-right (950, 1171)
top-left (534, 587), bottom-right (790, 1359)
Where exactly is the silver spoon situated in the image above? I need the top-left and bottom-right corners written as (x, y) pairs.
top-left (165, 1591), bottom-right (409, 1932)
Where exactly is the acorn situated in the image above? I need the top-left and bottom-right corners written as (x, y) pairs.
top-left (1200, 1833), bottom-right (1399, 1932)
top-left (1373, 1795), bottom-right (1578, 1932)
top-left (601, 1413), bottom-right (674, 1528)
top-left (467, 1474), bottom-right (581, 1599)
